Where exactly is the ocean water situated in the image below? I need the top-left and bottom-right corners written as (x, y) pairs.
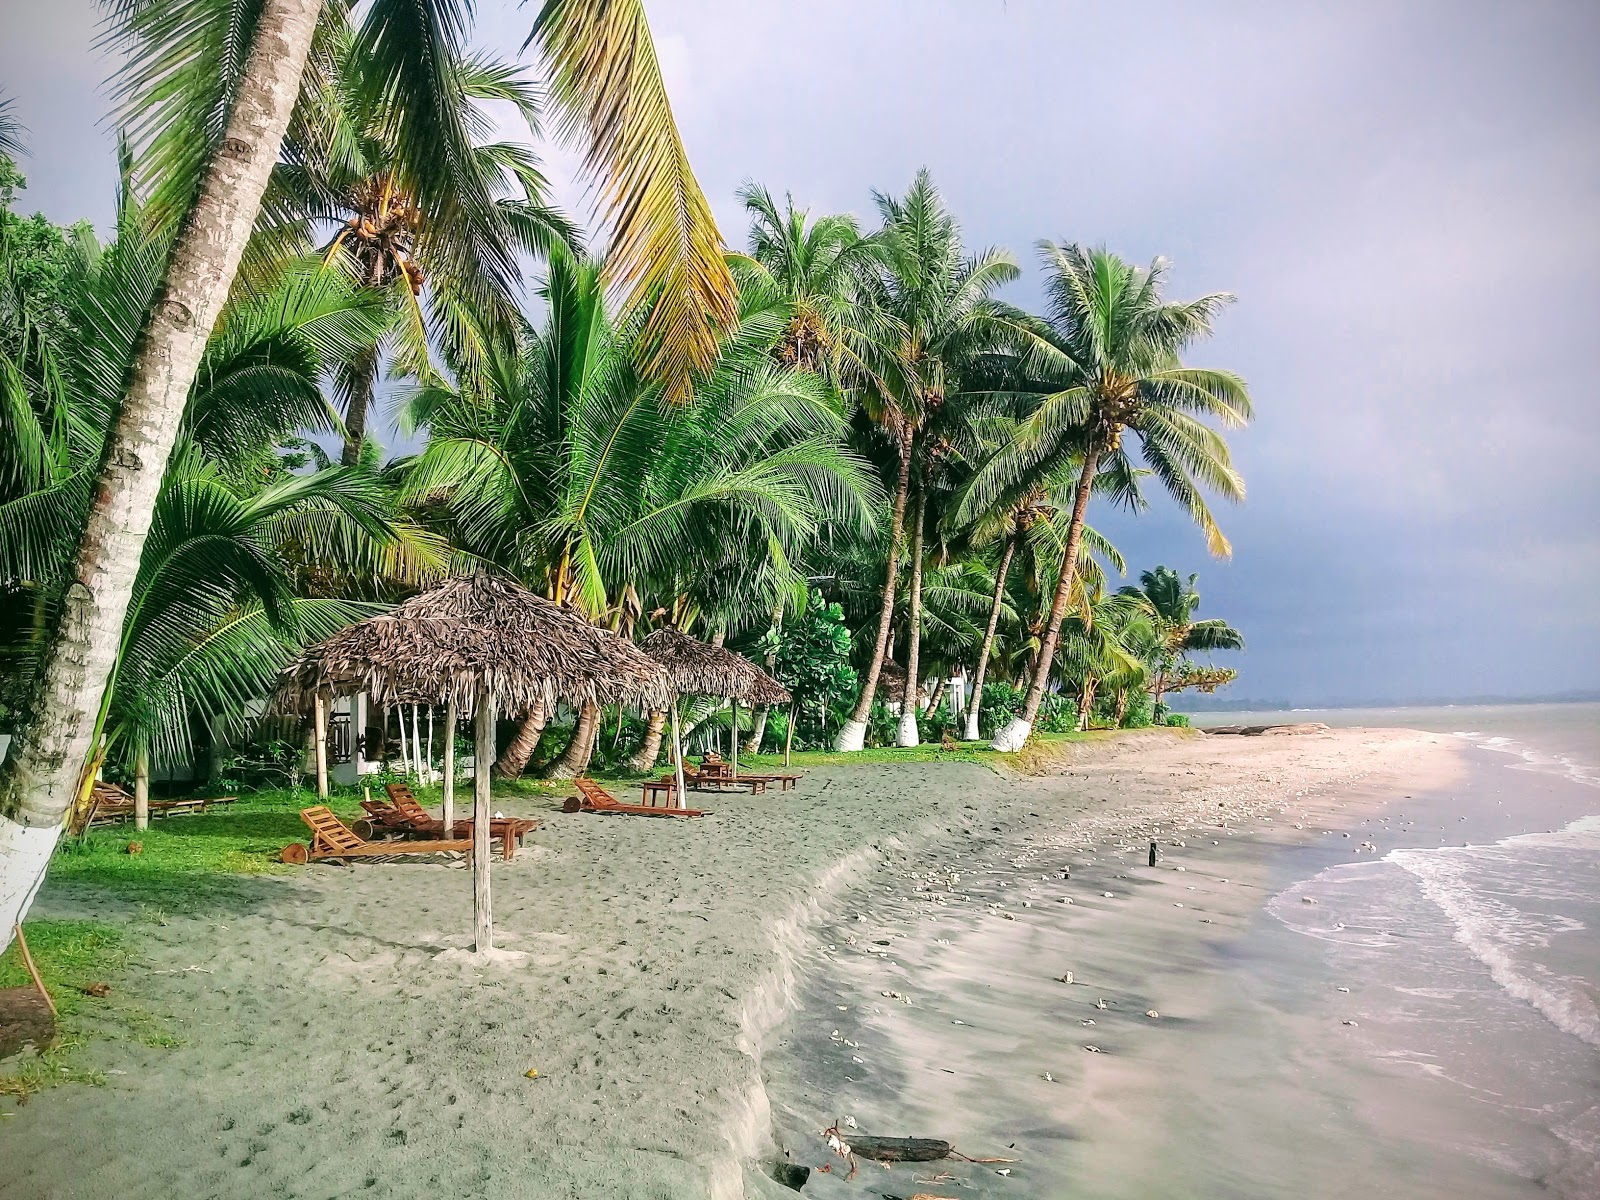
top-left (1261, 705), bottom-right (1600, 1196)
top-left (762, 704), bottom-right (1600, 1198)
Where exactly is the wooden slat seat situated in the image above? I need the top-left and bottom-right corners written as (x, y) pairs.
top-left (563, 777), bottom-right (704, 818)
top-left (281, 806), bottom-right (472, 864)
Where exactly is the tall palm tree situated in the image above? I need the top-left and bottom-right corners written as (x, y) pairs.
top-left (0, 0), bottom-right (740, 944)
top-left (265, 17), bottom-right (578, 463)
top-left (1119, 565), bottom-right (1243, 707)
top-left (403, 253), bottom-right (873, 777)
top-left (975, 244), bottom-right (1251, 751)
top-left (834, 170), bottom-right (1024, 751)
top-left (734, 182), bottom-right (883, 380)
top-left (953, 463), bottom-right (1128, 740)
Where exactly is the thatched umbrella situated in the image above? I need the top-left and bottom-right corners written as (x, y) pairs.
top-left (640, 628), bottom-right (790, 797)
top-left (277, 574), bottom-right (670, 952)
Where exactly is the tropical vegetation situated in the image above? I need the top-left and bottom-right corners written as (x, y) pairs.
top-left (0, 0), bottom-right (1252, 947)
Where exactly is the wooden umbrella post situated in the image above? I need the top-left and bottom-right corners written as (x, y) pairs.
top-left (133, 745), bottom-right (150, 831)
top-left (670, 700), bottom-right (687, 810)
top-left (730, 699), bottom-right (739, 783)
top-left (784, 701), bottom-right (796, 767)
top-left (473, 684), bottom-right (495, 953)
top-left (441, 698), bottom-right (456, 830)
top-left (313, 693), bottom-right (329, 800)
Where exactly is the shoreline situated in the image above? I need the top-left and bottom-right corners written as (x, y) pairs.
top-left (1, 727), bottom-right (1476, 1198)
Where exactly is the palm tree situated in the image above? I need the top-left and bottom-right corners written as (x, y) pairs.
top-left (1119, 565), bottom-right (1243, 707)
top-left (976, 244), bottom-right (1252, 751)
top-left (954, 464), bottom-right (1128, 740)
top-left (265, 18), bottom-right (578, 463)
top-left (734, 183), bottom-right (883, 380)
top-left (403, 253), bottom-right (873, 777)
top-left (835, 170), bottom-right (1024, 751)
top-left (0, 0), bottom-right (742, 944)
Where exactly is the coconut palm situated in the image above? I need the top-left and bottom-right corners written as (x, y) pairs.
top-left (973, 244), bottom-right (1251, 751)
top-left (953, 461), bottom-right (1129, 740)
top-left (834, 170), bottom-right (1026, 751)
top-left (0, 205), bottom-right (438, 830)
top-left (402, 252), bottom-right (874, 776)
top-left (1119, 565), bottom-right (1243, 707)
top-left (0, 0), bottom-right (744, 943)
top-left (263, 16), bottom-right (578, 463)
top-left (734, 183), bottom-right (884, 381)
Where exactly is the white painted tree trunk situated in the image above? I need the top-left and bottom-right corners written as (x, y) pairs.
top-left (991, 716), bottom-right (1032, 752)
top-left (0, 0), bottom-right (324, 956)
top-left (963, 701), bottom-right (981, 743)
top-left (473, 688), bottom-right (495, 953)
top-left (313, 694), bottom-right (328, 799)
top-left (834, 718), bottom-right (867, 753)
top-left (0, 818), bottom-right (59, 943)
top-left (670, 702), bottom-right (687, 809)
top-left (896, 710), bottom-right (921, 749)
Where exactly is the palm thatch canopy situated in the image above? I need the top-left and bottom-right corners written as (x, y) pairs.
top-left (640, 628), bottom-right (790, 707)
top-left (276, 575), bottom-right (672, 715)
top-left (877, 659), bottom-right (907, 695)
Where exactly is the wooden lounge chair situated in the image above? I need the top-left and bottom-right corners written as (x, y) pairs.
top-left (280, 806), bottom-right (472, 864)
top-left (563, 777), bottom-right (704, 818)
top-left (87, 782), bottom-right (239, 827)
top-left (382, 784), bottom-right (538, 861)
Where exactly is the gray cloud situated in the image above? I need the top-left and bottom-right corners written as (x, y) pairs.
top-left (5, 0), bottom-right (1596, 702)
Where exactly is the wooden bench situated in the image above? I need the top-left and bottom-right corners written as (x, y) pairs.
top-left (681, 765), bottom-right (767, 794)
top-left (563, 778), bottom-right (703, 818)
top-left (281, 806), bottom-right (473, 864)
top-left (384, 784), bottom-right (538, 861)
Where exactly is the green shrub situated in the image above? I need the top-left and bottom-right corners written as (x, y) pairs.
top-left (1164, 712), bottom-right (1191, 728)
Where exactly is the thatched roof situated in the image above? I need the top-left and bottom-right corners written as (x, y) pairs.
top-left (640, 628), bottom-right (790, 706)
top-left (276, 575), bottom-right (672, 714)
top-left (876, 659), bottom-right (907, 695)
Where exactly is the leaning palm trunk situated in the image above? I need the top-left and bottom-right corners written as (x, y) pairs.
top-left (548, 700), bottom-right (600, 779)
top-left (964, 531), bottom-right (1017, 740)
top-left (896, 492), bottom-right (926, 747)
top-left (0, 0), bottom-right (323, 953)
top-left (494, 699), bottom-right (548, 780)
top-left (992, 448), bottom-right (1101, 751)
top-left (631, 709), bottom-right (667, 770)
top-left (836, 439), bottom-right (913, 751)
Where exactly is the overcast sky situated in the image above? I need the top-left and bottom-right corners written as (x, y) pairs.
top-left (3, 0), bottom-right (1596, 705)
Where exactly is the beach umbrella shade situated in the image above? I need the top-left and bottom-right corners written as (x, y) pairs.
top-left (276, 574), bottom-right (672, 952)
top-left (639, 628), bottom-right (790, 798)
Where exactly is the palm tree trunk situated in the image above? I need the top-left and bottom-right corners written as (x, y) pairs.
top-left (1077, 674), bottom-right (1098, 732)
top-left (1113, 688), bottom-right (1129, 727)
top-left (548, 700), bottom-right (599, 779)
top-left (896, 490), bottom-right (926, 747)
top-left (836, 436), bottom-right (914, 751)
top-left (964, 531), bottom-right (1017, 741)
top-left (494, 699), bottom-right (548, 780)
top-left (0, 0), bottom-right (323, 952)
top-left (744, 605), bottom-right (781, 753)
top-left (993, 447), bottom-right (1102, 751)
top-left (926, 676), bottom-right (947, 718)
top-left (630, 710), bottom-right (667, 770)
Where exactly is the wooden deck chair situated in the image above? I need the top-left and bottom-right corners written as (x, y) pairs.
top-left (383, 784), bottom-right (539, 861)
top-left (562, 778), bottom-right (704, 818)
top-left (281, 806), bottom-right (472, 864)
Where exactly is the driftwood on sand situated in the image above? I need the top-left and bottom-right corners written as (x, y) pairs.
top-left (846, 1135), bottom-right (955, 1162)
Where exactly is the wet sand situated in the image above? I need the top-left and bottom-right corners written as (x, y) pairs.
top-left (0, 728), bottom-right (1464, 1198)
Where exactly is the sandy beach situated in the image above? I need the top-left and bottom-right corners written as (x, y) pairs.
top-left (0, 727), bottom-right (1475, 1198)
